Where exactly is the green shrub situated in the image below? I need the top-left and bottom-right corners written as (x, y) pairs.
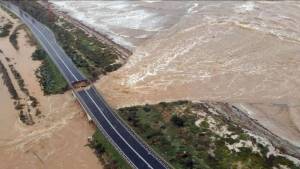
top-left (0, 22), bottom-right (13, 37)
top-left (15, 0), bottom-right (122, 80)
top-left (0, 61), bottom-right (19, 100)
top-left (9, 29), bottom-right (19, 50)
top-left (31, 48), bottom-right (46, 60)
top-left (116, 102), bottom-right (300, 169)
top-left (31, 48), bottom-right (68, 94)
top-left (171, 115), bottom-right (185, 127)
top-left (91, 130), bottom-right (131, 169)
top-left (38, 56), bottom-right (68, 94)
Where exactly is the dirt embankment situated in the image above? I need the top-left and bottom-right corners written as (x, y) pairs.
top-left (0, 7), bottom-right (102, 169)
top-left (204, 102), bottom-right (300, 159)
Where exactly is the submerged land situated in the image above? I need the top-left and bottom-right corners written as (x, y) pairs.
top-left (0, 6), bottom-right (101, 169)
top-left (0, 1), bottom-right (300, 169)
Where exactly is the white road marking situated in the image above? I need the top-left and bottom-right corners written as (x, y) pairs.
top-left (84, 90), bottom-right (154, 169)
top-left (75, 91), bottom-right (139, 169)
top-left (5, 3), bottom-right (165, 169)
top-left (16, 7), bottom-right (79, 81)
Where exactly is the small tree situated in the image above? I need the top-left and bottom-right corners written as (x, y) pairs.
top-left (171, 114), bottom-right (185, 127)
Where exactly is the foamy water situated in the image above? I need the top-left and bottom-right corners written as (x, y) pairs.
top-left (52, 1), bottom-right (300, 148)
top-left (51, 1), bottom-right (190, 49)
top-left (93, 1), bottom-right (300, 147)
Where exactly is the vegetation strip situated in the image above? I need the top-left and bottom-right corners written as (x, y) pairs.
top-left (32, 48), bottom-right (68, 95)
top-left (0, 60), bottom-right (19, 100)
top-left (3, 2), bottom-right (130, 166)
top-left (0, 60), bottom-right (35, 125)
top-left (0, 20), bottom-right (12, 37)
top-left (9, 26), bottom-right (19, 50)
top-left (8, 24), bottom-right (28, 50)
top-left (0, 3), bottom-right (48, 126)
top-left (15, 0), bottom-right (123, 81)
top-left (96, 101), bottom-right (300, 169)
top-left (89, 130), bottom-right (131, 169)
top-left (8, 63), bottom-right (40, 124)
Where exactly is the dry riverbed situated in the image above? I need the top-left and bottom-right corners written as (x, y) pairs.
top-left (0, 7), bottom-right (102, 169)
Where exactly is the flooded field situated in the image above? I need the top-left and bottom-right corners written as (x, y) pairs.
top-left (52, 1), bottom-right (300, 147)
top-left (0, 8), bottom-right (101, 169)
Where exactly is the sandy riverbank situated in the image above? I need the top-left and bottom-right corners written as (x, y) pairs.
top-left (0, 7), bottom-right (102, 169)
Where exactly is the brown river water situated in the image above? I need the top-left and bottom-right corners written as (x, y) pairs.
top-left (0, 8), bottom-right (101, 169)
top-left (1, 1), bottom-right (300, 168)
top-left (53, 1), bottom-right (300, 147)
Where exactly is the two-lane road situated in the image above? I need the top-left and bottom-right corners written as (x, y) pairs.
top-left (6, 2), bottom-right (86, 84)
top-left (77, 87), bottom-right (168, 169)
top-left (1, 1), bottom-right (169, 169)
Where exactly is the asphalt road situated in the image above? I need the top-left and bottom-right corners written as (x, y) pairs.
top-left (2, 2), bottom-right (169, 169)
top-left (76, 87), bottom-right (168, 169)
top-left (5, 2), bottom-right (86, 85)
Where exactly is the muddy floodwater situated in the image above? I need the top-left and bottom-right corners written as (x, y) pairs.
top-left (0, 8), bottom-right (101, 169)
top-left (53, 1), bottom-right (300, 148)
top-left (51, 0), bottom-right (190, 50)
